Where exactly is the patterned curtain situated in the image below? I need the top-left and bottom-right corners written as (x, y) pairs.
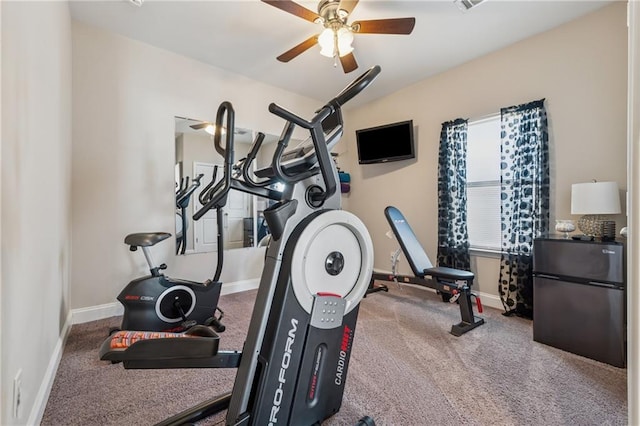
top-left (437, 119), bottom-right (471, 271)
top-left (498, 99), bottom-right (550, 318)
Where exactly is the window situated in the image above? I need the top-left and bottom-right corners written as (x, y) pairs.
top-left (466, 115), bottom-right (501, 251)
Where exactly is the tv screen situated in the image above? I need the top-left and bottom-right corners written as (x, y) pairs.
top-left (356, 120), bottom-right (415, 164)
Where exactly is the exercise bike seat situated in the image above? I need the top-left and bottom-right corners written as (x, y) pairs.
top-left (124, 232), bottom-right (171, 248)
top-left (423, 267), bottom-right (474, 283)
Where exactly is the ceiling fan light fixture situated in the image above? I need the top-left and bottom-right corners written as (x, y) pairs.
top-left (318, 28), bottom-right (335, 57)
top-left (203, 124), bottom-right (226, 136)
top-left (204, 124), bottom-right (216, 136)
top-left (318, 27), bottom-right (353, 58)
top-left (336, 27), bottom-right (354, 57)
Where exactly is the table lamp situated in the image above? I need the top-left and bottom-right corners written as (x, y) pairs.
top-left (571, 181), bottom-right (621, 239)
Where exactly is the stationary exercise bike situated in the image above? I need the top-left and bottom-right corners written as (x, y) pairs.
top-left (100, 65), bottom-right (382, 426)
top-left (116, 228), bottom-right (226, 333)
top-left (116, 168), bottom-right (226, 333)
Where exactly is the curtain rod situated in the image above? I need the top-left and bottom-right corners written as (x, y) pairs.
top-left (469, 111), bottom-right (500, 124)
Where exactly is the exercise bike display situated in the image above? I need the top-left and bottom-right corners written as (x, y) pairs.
top-left (100, 65), bottom-right (382, 426)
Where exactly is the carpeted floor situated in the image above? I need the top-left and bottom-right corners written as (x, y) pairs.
top-left (42, 284), bottom-right (627, 425)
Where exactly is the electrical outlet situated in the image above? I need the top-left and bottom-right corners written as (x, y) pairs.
top-left (13, 369), bottom-right (22, 419)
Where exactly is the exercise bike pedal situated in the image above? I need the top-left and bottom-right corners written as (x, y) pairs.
top-left (204, 309), bottom-right (226, 333)
top-left (181, 320), bottom-right (198, 330)
top-left (207, 318), bottom-right (226, 333)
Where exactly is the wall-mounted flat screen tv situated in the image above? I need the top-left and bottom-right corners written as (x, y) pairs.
top-left (356, 120), bottom-right (415, 164)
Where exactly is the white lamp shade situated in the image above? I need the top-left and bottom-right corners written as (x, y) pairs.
top-left (571, 181), bottom-right (621, 215)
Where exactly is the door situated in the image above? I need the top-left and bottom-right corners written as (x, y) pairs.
top-left (193, 162), bottom-right (220, 253)
top-left (224, 187), bottom-right (250, 249)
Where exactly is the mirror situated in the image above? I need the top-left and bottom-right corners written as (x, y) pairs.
top-left (174, 116), bottom-right (281, 255)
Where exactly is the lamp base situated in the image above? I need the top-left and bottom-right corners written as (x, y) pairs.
top-left (577, 215), bottom-right (616, 240)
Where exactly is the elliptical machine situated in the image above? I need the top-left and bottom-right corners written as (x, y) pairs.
top-left (175, 173), bottom-right (204, 255)
top-left (101, 65), bottom-right (381, 426)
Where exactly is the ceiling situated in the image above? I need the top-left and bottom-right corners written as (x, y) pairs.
top-left (69, 0), bottom-right (613, 109)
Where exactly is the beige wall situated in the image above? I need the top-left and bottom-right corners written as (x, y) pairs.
top-left (342, 3), bottom-right (627, 306)
top-left (71, 22), bottom-right (325, 310)
top-left (1, 2), bottom-right (72, 424)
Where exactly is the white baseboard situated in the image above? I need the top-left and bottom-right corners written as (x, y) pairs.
top-left (221, 278), bottom-right (260, 295)
top-left (28, 310), bottom-right (73, 426)
top-left (71, 302), bottom-right (124, 325)
top-left (70, 278), bottom-right (261, 325)
top-left (474, 291), bottom-right (503, 311)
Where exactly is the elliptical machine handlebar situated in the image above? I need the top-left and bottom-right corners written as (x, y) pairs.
top-left (193, 102), bottom-right (235, 221)
top-left (266, 65), bottom-right (381, 199)
top-left (176, 173), bottom-right (204, 208)
top-left (241, 132), bottom-right (277, 189)
top-left (196, 66), bottom-right (381, 217)
top-left (331, 65), bottom-right (381, 108)
top-left (197, 165), bottom-right (219, 206)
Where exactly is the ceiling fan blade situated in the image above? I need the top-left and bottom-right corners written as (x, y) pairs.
top-left (276, 35), bottom-right (318, 62)
top-left (190, 122), bottom-right (209, 130)
top-left (261, 0), bottom-right (321, 23)
top-left (352, 17), bottom-right (416, 35)
top-left (340, 52), bottom-right (358, 74)
top-left (337, 0), bottom-right (359, 17)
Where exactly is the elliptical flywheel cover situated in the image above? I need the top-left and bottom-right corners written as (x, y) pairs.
top-left (290, 210), bottom-right (373, 315)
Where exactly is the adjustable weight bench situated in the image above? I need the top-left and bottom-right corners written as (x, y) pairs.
top-left (368, 206), bottom-right (485, 336)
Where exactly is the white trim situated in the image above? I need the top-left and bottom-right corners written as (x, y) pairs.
top-left (27, 311), bottom-right (72, 426)
top-left (469, 248), bottom-right (502, 259)
top-left (220, 278), bottom-right (260, 295)
top-left (394, 282), bottom-right (503, 311)
top-left (71, 302), bottom-right (124, 325)
top-left (473, 290), bottom-right (502, 311)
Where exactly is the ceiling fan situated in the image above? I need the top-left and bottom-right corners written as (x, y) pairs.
top-left (189, 121), bottom-right (249, 136)
top-left (262, 0), bottom-right (415, 73)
